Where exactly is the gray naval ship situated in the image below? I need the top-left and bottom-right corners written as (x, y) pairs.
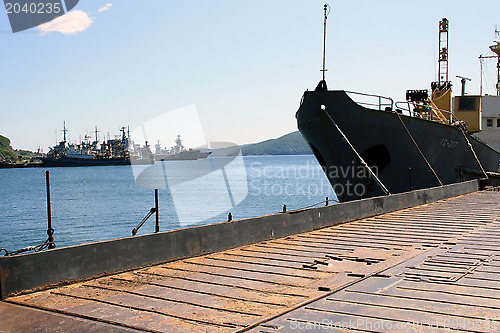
top-left (153, 135), bottom-right (202, 161)
top-left (297, 13), bottom-right (500, 202)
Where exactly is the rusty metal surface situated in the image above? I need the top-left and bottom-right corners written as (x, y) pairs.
top-left (0, 301), bottom-right (142, 332)
top-left (246, 191), bottom-right (500, 332)
top-left (2, 191), bottom-right (500, 332)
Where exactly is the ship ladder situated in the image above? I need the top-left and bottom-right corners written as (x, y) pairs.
top-left (322, 107), bottom-right (391, 196)
top-left (394, 112), bottom-right (443, 186)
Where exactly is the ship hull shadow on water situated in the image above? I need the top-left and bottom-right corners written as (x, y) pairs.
top-left (297, 89), bottom-right (500, 202)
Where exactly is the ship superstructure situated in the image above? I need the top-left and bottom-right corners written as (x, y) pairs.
top-left (467, 33), bottom-right (500, 151)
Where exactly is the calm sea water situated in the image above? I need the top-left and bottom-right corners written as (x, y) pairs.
top-left (0, 155), bottom-right (336, 252)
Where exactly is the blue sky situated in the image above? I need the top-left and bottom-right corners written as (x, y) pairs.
top-left (1, 0), bottom-right (499, 151)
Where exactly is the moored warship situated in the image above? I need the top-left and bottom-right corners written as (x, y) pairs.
top-left (153, 135), bottom-right (201, 161)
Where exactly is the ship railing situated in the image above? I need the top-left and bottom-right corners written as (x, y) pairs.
top-left (395, 101), bottom-right (459, 124)
top-left (345, 91), bottom-right (394, 111)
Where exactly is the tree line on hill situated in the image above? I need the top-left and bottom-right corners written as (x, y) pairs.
top-left (0, 135), bottom-right (34, 163)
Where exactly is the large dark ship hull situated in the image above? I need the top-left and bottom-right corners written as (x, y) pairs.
top-left (297, 89), bottom-right (500, 202)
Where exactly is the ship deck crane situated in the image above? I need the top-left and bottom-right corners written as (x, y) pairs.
top-left (431, 18), bottom-right (452, 117)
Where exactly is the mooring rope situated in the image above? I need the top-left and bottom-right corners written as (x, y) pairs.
top-left (1, 238), bottom-right (55, 256)
top-left (296, 198), bottom-right (340, 211)
top-left (322, 107), bottom-right (391, 196)
top-left (460, 130), bottom-right (488, 179)
top-left (394, 111), bottom-right (443, 186)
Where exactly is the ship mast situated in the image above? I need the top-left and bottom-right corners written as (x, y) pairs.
top-left (94, 126), bottom-right (100, 143)
top-left (321, 3), bottom-right (331, 82)
top-left (62, 121), bottom-right (68, 143)
top-left (430, 18), bottom-right (452, 115)
top-left (437, 18), bottom-right (449, 84)
top-left (479, 26), bottom-right (500, 96)
top-left (491, 42), bottom-right (500, 96)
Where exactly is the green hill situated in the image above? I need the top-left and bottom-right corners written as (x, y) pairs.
top-left (0, 135), bottom-right (19, 162)
top-left (241, 131), bottom-right (312, 156)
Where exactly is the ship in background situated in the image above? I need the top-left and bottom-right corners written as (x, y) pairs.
top-left (41, 124), bottom-right (153, 167)
top-left (154, 135), bottom-right (211, 161)
top-left (297, 12), bottom-right (500, 202)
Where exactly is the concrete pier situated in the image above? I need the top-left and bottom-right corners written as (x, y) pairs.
top-left (1, 183), bottom-right (499, 332)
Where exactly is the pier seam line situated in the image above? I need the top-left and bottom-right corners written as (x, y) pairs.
top-left (107, 275), bottom-right (288, 307)
top-left (80, 283), bottom-right (260, 317)
top-left (3, 299), bottom-right (161, 333)
top-left (133, 270), bottom-right (309, 298)
top-left (48, 291), bottom-right (243, 329)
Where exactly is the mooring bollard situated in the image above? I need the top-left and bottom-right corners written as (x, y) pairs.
top-left (282, 204), bottom-right (287, 212)
top-left (228, 212), bottom-right (232, 222)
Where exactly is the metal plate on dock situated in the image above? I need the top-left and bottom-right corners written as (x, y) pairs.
top-left (2, 191), bottom-right (500, 332)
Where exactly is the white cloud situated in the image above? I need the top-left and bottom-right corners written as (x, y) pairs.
top-left (98, 3), bottom-right (112, 13)
top-left (38, 10), bottom-right (93, 35)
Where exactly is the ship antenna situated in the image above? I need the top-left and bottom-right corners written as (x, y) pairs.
top-left (94, 126), bottom-right (100, 143)
top-left (321, 3), bottom-right (331, 82)
top-left (62, 121), bottom-right (68, 143)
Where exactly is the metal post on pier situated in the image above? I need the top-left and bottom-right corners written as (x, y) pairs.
top-left (132, 189), bottom-right (160, 236)
top-left (155, 189), bottom-right (159, 233)
top-left (45, 171), bottom-right (55, 249)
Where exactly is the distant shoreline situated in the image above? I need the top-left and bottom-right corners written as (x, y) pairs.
top-left (1, 131), bottom-right (313, 163)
